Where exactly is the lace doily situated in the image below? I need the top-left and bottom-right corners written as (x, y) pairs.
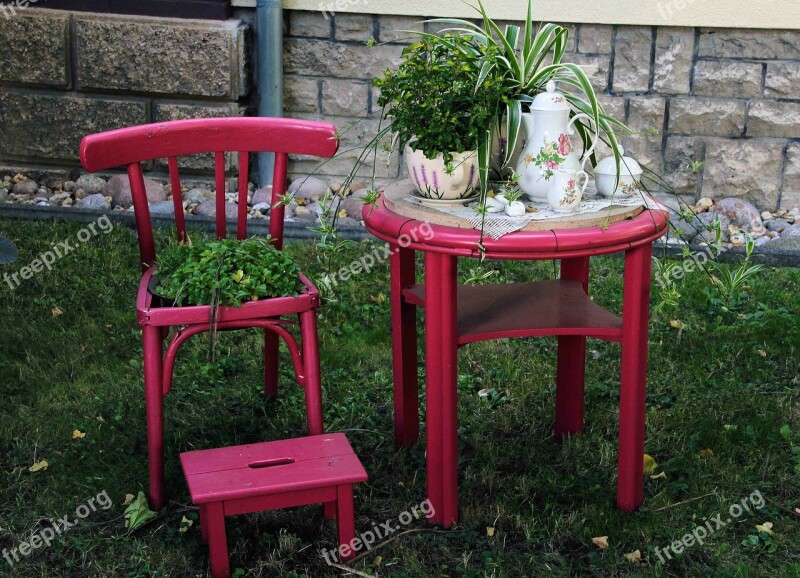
top-left (407, 185), bottom-right (666, 239)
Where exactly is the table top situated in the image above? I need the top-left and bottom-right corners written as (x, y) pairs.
top-left (383, 180), bottom-right (645, 232)
top-left (363, 181), bottom-right (670, 260)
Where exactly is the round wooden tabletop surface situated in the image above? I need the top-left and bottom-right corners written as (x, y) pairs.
top-left (382, 180), bottom-right (644, 232)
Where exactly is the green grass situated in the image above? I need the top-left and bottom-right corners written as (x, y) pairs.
top-left (1, 219), bottom-right (799, 578)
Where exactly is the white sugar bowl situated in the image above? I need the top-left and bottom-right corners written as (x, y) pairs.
top-left (594, 148), bottom-right (643, 197)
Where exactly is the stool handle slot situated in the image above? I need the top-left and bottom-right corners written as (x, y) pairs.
top-left (248, 458), bottom-right (295, 469)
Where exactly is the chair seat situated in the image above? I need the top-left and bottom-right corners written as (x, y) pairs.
top-left (136, 266), bottom-right (321, 327)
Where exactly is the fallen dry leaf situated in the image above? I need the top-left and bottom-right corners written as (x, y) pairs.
top-left (650, 471), bottom-right (667, 480)
top-left (374, 555), bottom-right (383, 567)
top-left (624, 550), bottom-right (642, 563)
top-left (51, 307), bottom-right (63, 317)
top-left (669, 319), bottom-right (685, 330)
top-left (72, 430), bottom-right (86, 439)
top-left (700, 449), bottom-right (714, 458)
top-left (591, 536), bottom-right (609, 550)
top-left (757, 349), bottom-right (767, 358)
top-left (29, 460), bottom-right (48, 473)
top-left (643, 454), bottom-right (658, 474)
top-left (178, 515), bottom-right (193, 533)
top-left (122, 493), bottom-right (136, 506)
top-left (487, 527), bottom-right (495, 537)
top-left (755, 522), bottom-right (774, 535)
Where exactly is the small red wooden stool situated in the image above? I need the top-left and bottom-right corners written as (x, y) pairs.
top-left (180, 433), bottom-right (368, 578)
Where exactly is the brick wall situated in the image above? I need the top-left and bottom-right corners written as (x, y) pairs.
top-left (0, 9), bottom-right (249, 174)
top-left (283, 11), bottom-right (800, 211)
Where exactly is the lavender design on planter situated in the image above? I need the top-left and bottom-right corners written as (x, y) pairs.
top-left (432, 170), bottom-right (440, 194)
top-left (421, 164), bottom-right (429, 187)
top-left (412, 166), bottom-right (422, 191)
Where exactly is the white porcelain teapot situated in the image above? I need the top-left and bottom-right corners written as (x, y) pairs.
top-left (516, 81), bottom-right (600, 200)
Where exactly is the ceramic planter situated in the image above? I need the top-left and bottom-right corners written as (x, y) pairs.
top-left (405, 144), bottom-right (479, 200)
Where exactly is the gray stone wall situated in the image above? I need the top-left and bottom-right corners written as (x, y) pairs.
top-left (283, 11), bottom-right (800, 211)
top-left (1, 8), bottom-right (798, 212)
top-left (0, 9), bottom-right (249, 173)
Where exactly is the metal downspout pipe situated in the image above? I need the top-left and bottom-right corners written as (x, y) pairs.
top-left (256, 0), bottom-right (284, 187)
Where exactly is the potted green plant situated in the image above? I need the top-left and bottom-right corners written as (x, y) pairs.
top-left (373, 34), bottom-right (505, 201)
top-left (426, 0), bottom-right (627, 189)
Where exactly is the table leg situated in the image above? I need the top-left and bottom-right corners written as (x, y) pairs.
top-left (424, 251), bottom-right (444, 526)
top-left (391, 246), bottom-right (419, 447)
top-left (425, 252), bottom-right (459, 528)
top-left (617, 243), bottom-right (653, 511)
top-left (556, 257), bottom-right (590, 438)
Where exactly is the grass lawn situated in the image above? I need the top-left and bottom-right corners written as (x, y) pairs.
top-left (1, 218), bottom-right (799, 577)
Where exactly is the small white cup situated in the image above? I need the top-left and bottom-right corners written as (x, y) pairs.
top-left (548, 169), bottom-right (589, 212)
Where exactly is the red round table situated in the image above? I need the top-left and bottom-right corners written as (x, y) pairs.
top-left (363, 181), bottom-right (670, 528)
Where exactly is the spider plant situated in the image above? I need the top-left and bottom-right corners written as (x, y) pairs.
top-left (423, 0), bottom-right (627, 188)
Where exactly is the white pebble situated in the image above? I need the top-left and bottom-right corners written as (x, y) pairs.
top-left (506, 201), bottom-right (525, 217)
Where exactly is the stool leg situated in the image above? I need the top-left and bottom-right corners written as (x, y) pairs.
top-left (617, 244), bottom-right (652, 511)
top-left (205, 502), bottom-right (230, 578)
top-left (556, 257), bottom-right (590, 438)
top-left (324, 501), bottom-right (336, 520)
top-left (336, 486), bottom-right (356, 562)
top-left (199, 505), bottom-right (208, 544)
top-left (391, 246), bottom-right (419, 448)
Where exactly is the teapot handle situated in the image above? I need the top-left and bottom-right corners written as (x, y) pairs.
top-left (566, 113), bottom-right (600, 170)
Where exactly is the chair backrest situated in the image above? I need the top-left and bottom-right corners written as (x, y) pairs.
top-left (80, 117), bottom-right (339, 271)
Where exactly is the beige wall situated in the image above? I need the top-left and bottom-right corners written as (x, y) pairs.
top-left (278, 0), bottom-right (800, 29)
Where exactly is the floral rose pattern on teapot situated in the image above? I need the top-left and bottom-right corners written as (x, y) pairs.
top-left (523, 134), bottom-right (572, 181)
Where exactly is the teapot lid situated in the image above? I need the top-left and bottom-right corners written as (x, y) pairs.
top-left (594, 147), bottom-right (643, 176)
top-left (531, 81), bottom-right (570, 112)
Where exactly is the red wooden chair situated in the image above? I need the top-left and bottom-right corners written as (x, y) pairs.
top-left (80, 117), bottom-right (339, 510)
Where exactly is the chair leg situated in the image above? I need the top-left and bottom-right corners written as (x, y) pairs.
top-left (336, 486), bottom-right (356, 562)
top-left (205, 502), bottom-right (230, 578)
top-left (264, 330), bottom-right (279, 399)
top-left (617, 244), bottom-right (652, 511)
top-left (299, 310), bottom-right (324, 436)
top-left (143, 325), bottom-right (165, 511)
top-left (390, 247), bottom-right (419, 448)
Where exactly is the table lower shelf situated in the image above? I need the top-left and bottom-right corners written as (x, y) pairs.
top-left (403, 279), bottom-right (623, 345)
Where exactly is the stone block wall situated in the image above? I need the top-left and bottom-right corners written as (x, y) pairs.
top-left (1, 8), bottom-right (798, 212)
top-left (0, 9), bottom-right (249, 174)
top-left (283, 10), bottom-right (800, 211)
